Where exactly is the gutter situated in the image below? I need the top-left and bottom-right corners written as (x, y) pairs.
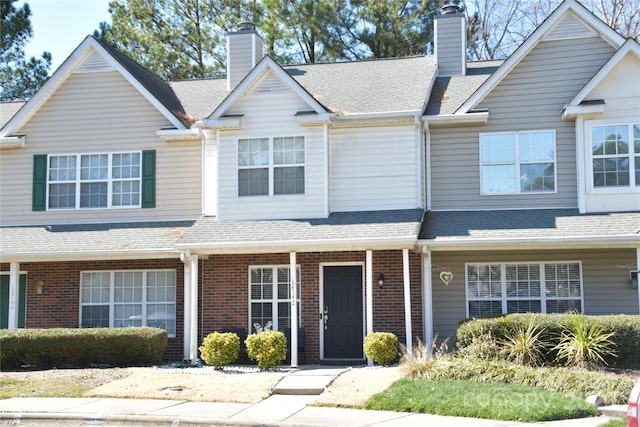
top-left (176, 236), bottom-right (418, 255)
top-left (418, 234), bottom-right (640, 251)
top-left (0, 249), bottom-right (181, 263)
top-left (423, 111), bottom-right (489, 126)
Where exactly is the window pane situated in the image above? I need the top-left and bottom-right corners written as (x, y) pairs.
top-left (274, 137), bottom-right (304, 165)
top-left (251, 302), bottom-right (273, 333)
top-left (468, 300), bottom-right (502, 317)
top-left (547, 299), bottom-right (581, 314)
top-left (81, 305), bottom-right (109, 328)
top-left (81, 272), bottom-right (110, 303)
top-left (274, 166), bottom-right (304, 194)
top-left (482, 165), bottom-right (516, 194)
top-left (521, 163), bottom-right (554, 192)
top-left (507, 300), bottom-right (541, 313)
top-left (49, 183), bottom-right (76, 209)
top-left (80, 182), bottom-right (108, 208)
top-left (49, 156), bottom-right (76, 181)
top-left (80, 154), bottom-right (108, 180)
top-left (467, 264), bottom-right (501, 298)
top-left (147, 303), bottom-right (176, 335)
top-left (545, 263), bottom-right (581, 298)
top-left (481, 134), bottom-right (515, 163)
top-left (238, 138), bottom-right (269, 166)
top-left (593, 158), bottom-right (629, 187)
top-left (238, 168), bottom-right (269, 196)
top-left (114, 304), bottom-right (142, 327)
top-left (520, 132), bottom-right (554, 162)
top-left (112, 153), bottom-right (140, 179)
top-left (114, 272), bottom-right (143, 303)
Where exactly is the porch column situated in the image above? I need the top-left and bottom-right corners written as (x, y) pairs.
top-left (422, 247), bottom-right (434, 355)
top-left (8, 262), bottom-right (20, 329)
top-left (366, 250), bottom-right (373, 366)
top-left (182, 252), bottom-right (192, 361)
top-left (189, 254), bottom-right (199, 364)
top-left (637, 248), bottom-right (640, 315)
top-left (289, 252), bottom-right (298, 367)
top-left (402, 249), bottom-right (412, 355)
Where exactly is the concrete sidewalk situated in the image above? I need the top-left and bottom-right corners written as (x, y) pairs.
top-left (0, 396), bottom-right (621, 426)
top-left (0, 366), bottom-right (626, 426)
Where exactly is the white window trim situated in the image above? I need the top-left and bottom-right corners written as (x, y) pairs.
top-left (236, 136), bottom-right (307, 198)
top-left (479, 130), bottom-right (557, 196)
top-left (248, 265), bottom-right (301, 334)
top-left (464, 261), bottom-right (584, 317)
top-left (585, 119), bottom-right (640, 194)
top-left (47, 151), bottom-right (142, 210)
top-left (78, 269), bottom-right (177, 338)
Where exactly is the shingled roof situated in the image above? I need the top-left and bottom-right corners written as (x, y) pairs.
top-left (420, 209), bottom-right (640, 248)
top-left (0, 221), bottom-right (194, 261)
top-left (177, 209), bottom-right (425, 253)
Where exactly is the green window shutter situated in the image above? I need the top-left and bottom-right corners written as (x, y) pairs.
top-left (141, 150), bottom-right (156, 208)
top-left (32, 154), bottom-right (47, 211)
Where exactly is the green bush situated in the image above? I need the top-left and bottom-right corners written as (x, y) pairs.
top-left (457, 314), bottom-right (640, 368)
top-left (199, 332), bottom-right (240, 369)
top-left (0, 327), bottom-right (167, 369)
top-left (364, 332), bottom-right (398, 366)
top-left (403, 356), bottom-right (633, 405)
top-left (245, 330), bottom-right (287, 370)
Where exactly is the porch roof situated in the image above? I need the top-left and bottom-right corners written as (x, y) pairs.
top-left (419, 209), bottom-right (640, 250)
top-left (177, 209), bottom-right (425, 254)
top-left (0, 221), bottom-right (194, 262)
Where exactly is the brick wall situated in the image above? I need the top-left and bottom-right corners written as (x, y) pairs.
top-left (1, 259), bottom-right (185, 361)
top-left (199, 250), bottom-right (423, 364)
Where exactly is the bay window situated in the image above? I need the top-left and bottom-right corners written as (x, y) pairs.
top-left (590, 123), bottom-right (640, 188)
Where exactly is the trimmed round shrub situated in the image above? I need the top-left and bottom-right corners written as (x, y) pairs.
top-left (364, 332), bottom-right (398, 366)
top-left (199, 332), bottom-right (240, 369)
top-left (245, 330), bottom-right (287, 370)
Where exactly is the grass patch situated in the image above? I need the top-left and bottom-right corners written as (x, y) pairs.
top-left (0, 377), bottom-right (91, 399)
top-left (598, 419), bottom-right (626, 427)
top-left (364, 378), bottom-right (597, 422)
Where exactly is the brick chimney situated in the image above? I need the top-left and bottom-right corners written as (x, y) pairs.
top-left (227, 22), bottom-right (264, 90)
top-left (434, 1), bottom-right (466, 76)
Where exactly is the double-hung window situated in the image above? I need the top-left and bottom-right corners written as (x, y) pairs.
top-left (80, 270), bottom-right (176, 337)
top-left (48, 152), bottom-right (141, 209)
top-left (249, 266), bottom-right (301, 333)
top-left (480, 131), bottom-right (556, 194)
top-left (590, 122), bottom-right (640, 188)
top-left (238, 136), bottom-right (305, 196)
top-left (466, 262), bottom-right (582, 317)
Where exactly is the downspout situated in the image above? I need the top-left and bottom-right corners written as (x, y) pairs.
top-left (402, 249), bottom-right (413, 355)
top-left (8, 262), bottom-right (20, 329)
top-left (365, 250), bottom-right (374, 366)
top-left (180, 250), bottom-right (199, 364)
top-left (290, 252), bottom-right (298, 367)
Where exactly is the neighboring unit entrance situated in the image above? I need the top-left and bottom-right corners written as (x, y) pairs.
top-left (0, 274), bottom-right (27, 328)
top-left (322, 265), bottom-right (363, 359)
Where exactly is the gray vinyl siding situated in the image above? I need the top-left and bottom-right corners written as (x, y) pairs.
top-left (431, 249), bottom-right (639, 340)
top-left (0, 70), bottom-right (202, 226)
top-left (435, 15), bottom-right (465, 77)
top-left (430, 36), bottom-right (615, 210)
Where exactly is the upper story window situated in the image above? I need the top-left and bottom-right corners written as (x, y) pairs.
top-left (480, 131), bottom-right (556, 195)
top-left (32, 150), bottom-right (155, 211)
top-left (590, 123), bottom-right (640, 188)
top-left (48, 152), bottom-right (140, 209)
top-left (238, 136), bottom-right (305, 197)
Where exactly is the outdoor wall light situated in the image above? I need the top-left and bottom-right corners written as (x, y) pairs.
top-left (36, 280), bottom-right (44, 294)
top-left (631, 271), bottom-right (638, 289)
top-left (378, 273), bottom-right (385, 288)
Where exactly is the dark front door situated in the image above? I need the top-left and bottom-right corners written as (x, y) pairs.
top-left (0, 274), bottom-right (27, 329)
top-left (323, 265), bottom-right (363, 359)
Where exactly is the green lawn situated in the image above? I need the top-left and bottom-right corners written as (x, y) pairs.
top-left (364, 378), bottom-right (598, 422)
top-left (598, 419), bottom-right (626, 427)
top-left (0, 377), bottom-right (90, 399)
